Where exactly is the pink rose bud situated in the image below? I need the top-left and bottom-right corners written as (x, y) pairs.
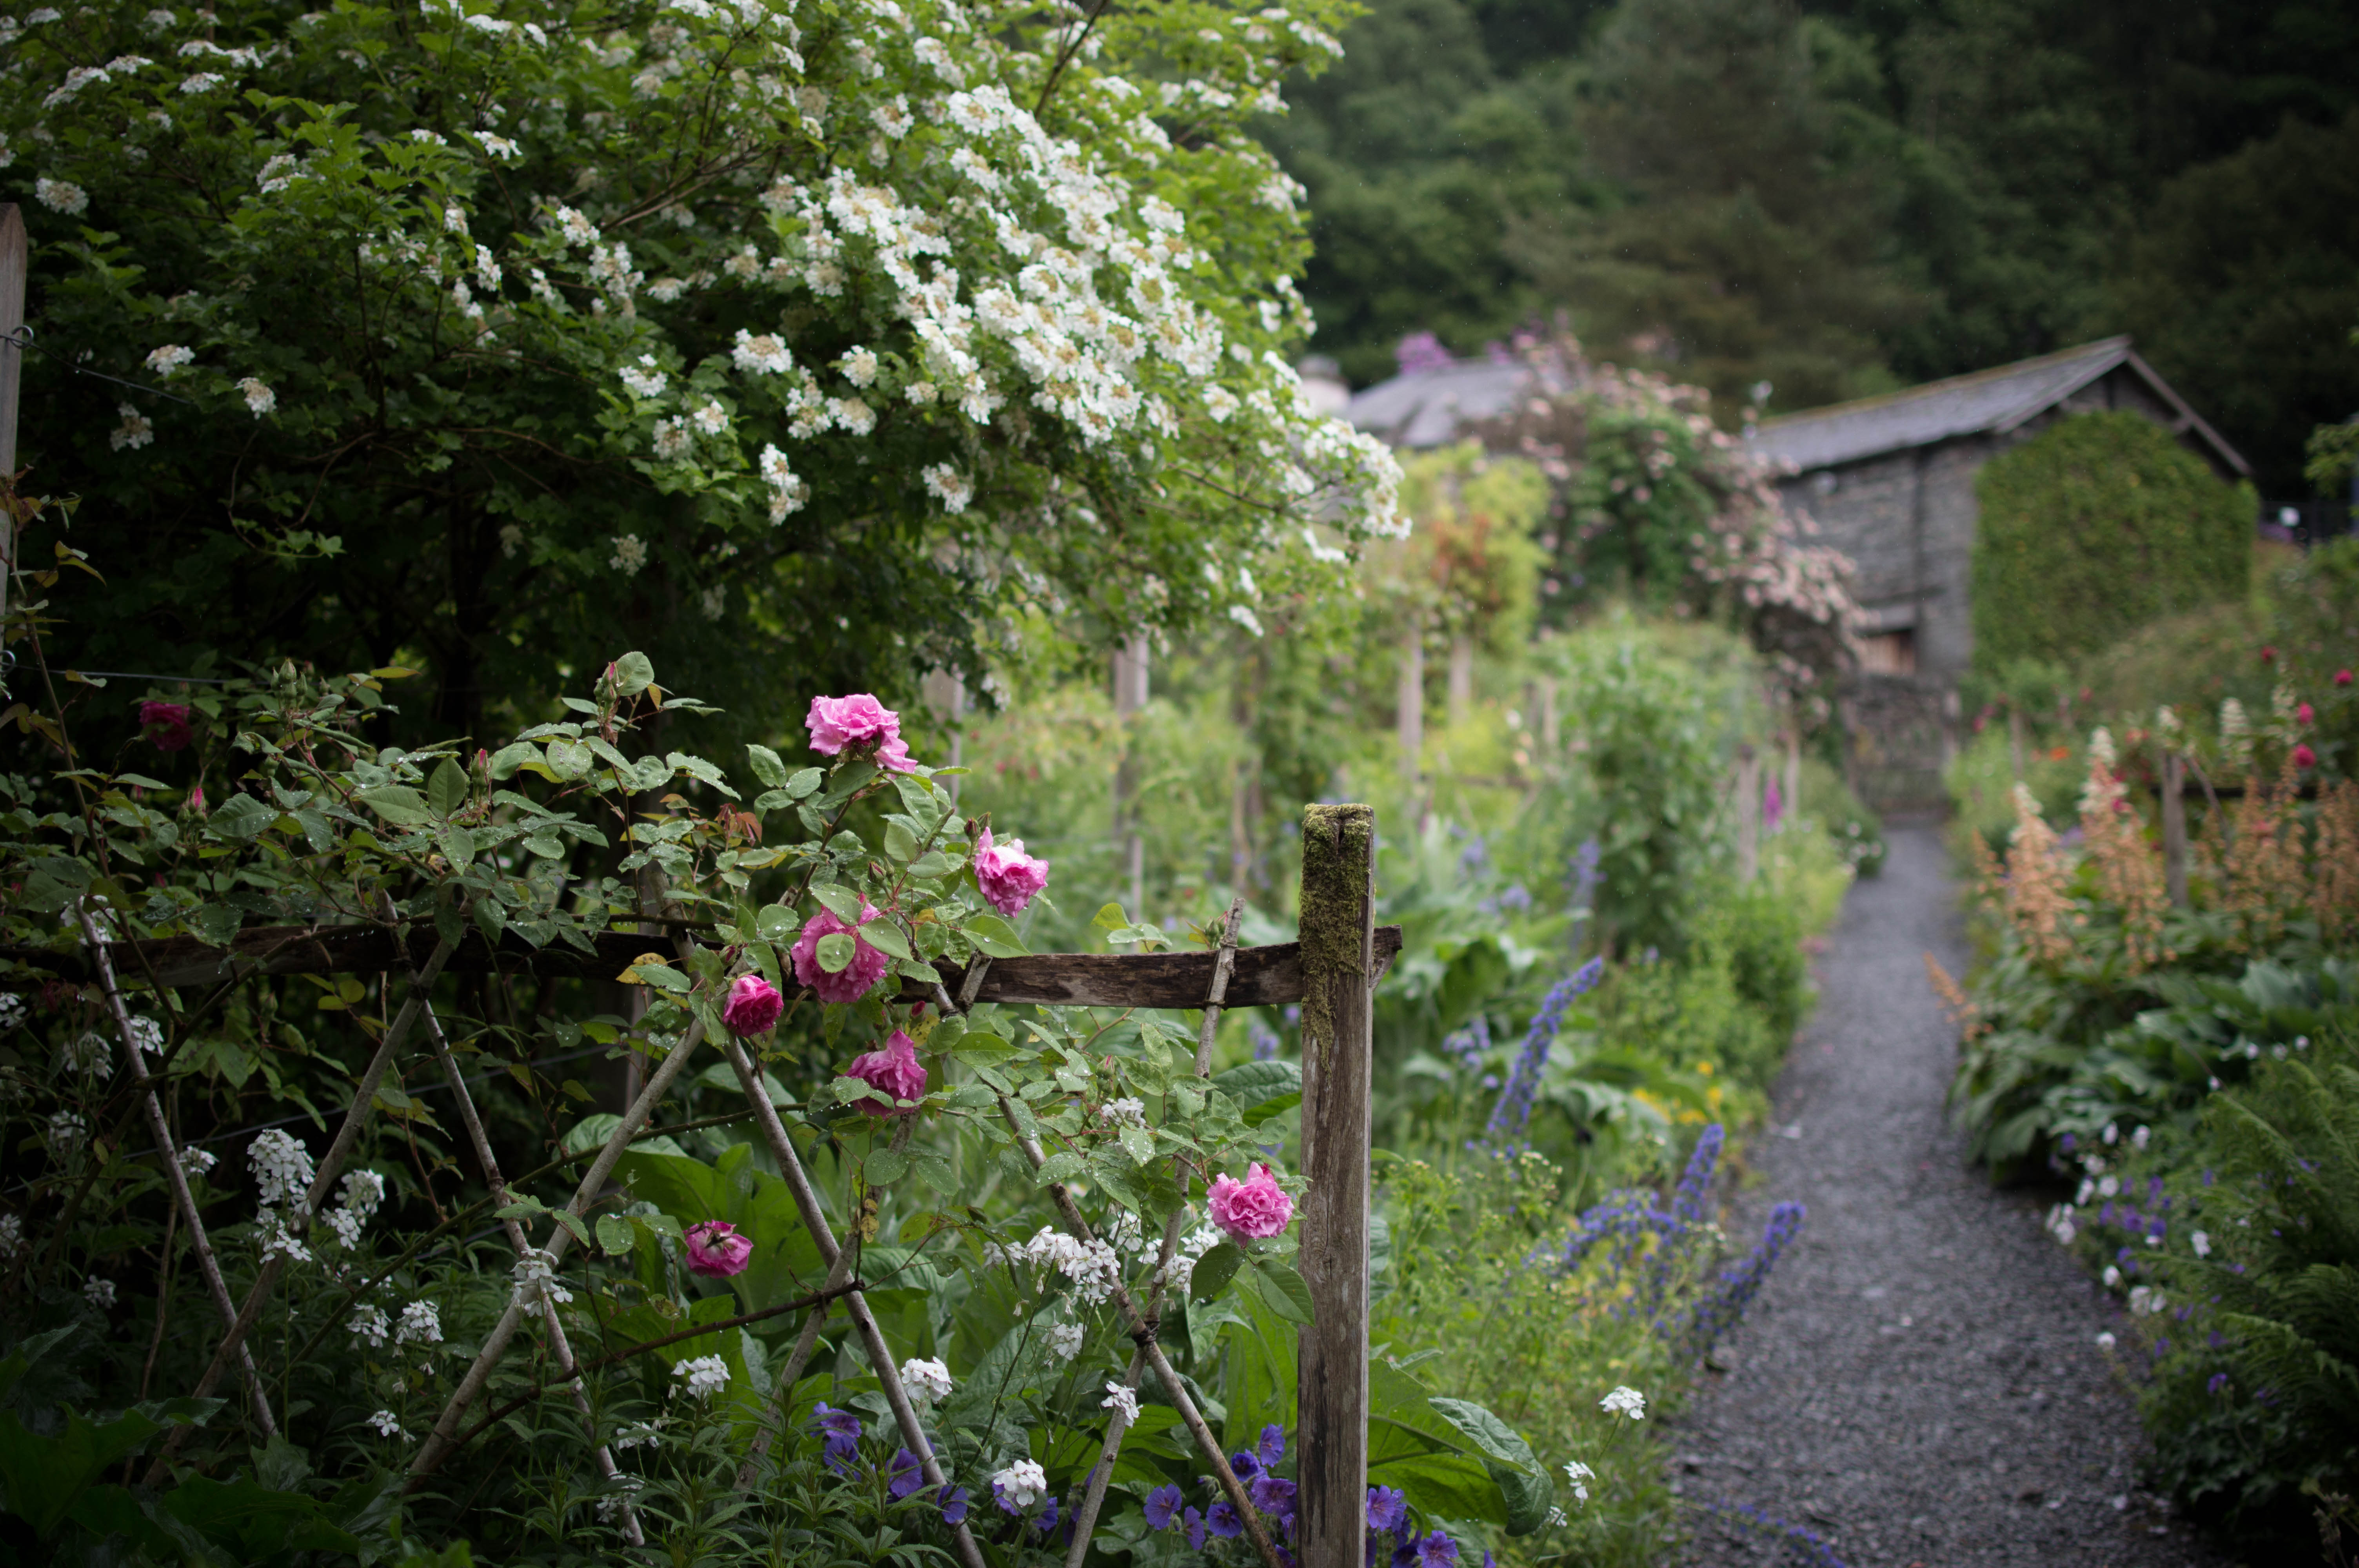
top-left (2297, 702), bottom-right (2315, 725)
top-left (187, 784), bottom-right (207, 815)
top-left (973, 829), bottom-right (1050, 917)
top-left (684, 1220), bottom-right (754, 1277)
top-left (722, 973), bottom-right (785, 1036)
top-left (791, 902), bottom-right (893, 1004)
top-left (844, 1029), bottom-right (928, 1115)
top-left (806, 693), bottom-right (919, 773)
top-left (1207, 1163), bottom-right (1295, 1241)
top-left (2295, 742), bottom-right (2318, 769)
top-left (139, 701), bottom-right (193, 753)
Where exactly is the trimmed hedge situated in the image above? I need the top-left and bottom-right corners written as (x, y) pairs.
top-left (1970, 412), bottom-right (2254, 676)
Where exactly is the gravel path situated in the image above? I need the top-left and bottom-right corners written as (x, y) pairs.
top-left (1670, 825), bottom-right (2225, 1568)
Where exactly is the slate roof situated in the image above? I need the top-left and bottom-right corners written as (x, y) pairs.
top-left (1345, 360), bottom-right (1534, 448)
top-left (1744, 336), bottom-right (2250, 477)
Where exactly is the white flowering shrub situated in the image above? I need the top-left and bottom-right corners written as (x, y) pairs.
top-left (1, 0), bottom-right (1401, 740)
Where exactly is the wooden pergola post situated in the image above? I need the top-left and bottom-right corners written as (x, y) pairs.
top-left (1296, 804), bottom-right (1374, 1568)
top-left (2162, 751), bottom-right (2190, 907)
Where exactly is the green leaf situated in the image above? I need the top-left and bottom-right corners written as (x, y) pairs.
top-left (866, 1150), bottom-right (910, 1185)
top-left (1118, 1124), bottom-right (1156, 1166)
top-left (884, 820), bottom-right (920, 862)
top-left (815, 932), bottom-right (856, 973)
top-left (756, 903), bottom-right (801, 942)
top-left (1190, 1241), bottom-right (1244, 1303)
top-left (187, 902), bottom-right (242, 947)
top-left (0, 1405), bottom-right (162, 1537)
top-left (427, 757), bottom-right (469, 818)
top-left (611, 651), bottom-right (656, 696)
top-left (861, 920), bottom-right (913, 960)
top-left (906, 1148), bottom-right (958, 1195)
top-left (1429, 1398), bottom-right (1551, 1535)
top-left (810, 883), bottom-right (865, 924)
top-left (549, 1209), bottom-right (592, 1248)
top-left (596, 1214), bottom-right (635, 1256)
top-left (786, 767), bottom-right (823, 799)
top-left (634, 961), bottom-right (691, 993)
top-left (1036, 1151), bottom-right (1087, 1185)
top-left (962, 912), bottom-right (1029, 958)
top-left (487, 740), bottom-right (540, 780)
top-left (1092, 902), bottom-right (1130, 932)
top-left (207, 793), bottom-right (277, 840)
top-left (1211, 1060), bottom-right (1301, 1109)
top-left (746, 743), bottom-right (791, 788)
top-left (495, 1196), bottom-right (551, 1218)
top-left (1244, 1257), bottom-right (1314, 1324)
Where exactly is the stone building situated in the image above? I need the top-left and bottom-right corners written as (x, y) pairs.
top-left (1743, 336), bottom-right (2248, 809)
top-left (1339, 336), bottom-right (2249, 811)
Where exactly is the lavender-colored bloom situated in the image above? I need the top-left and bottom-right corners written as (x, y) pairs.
top-left (1396, 332), bottom-right (1452, 376)
top-left (1485, 958), bottom-right (1606, 1145)
top-left (1230, 1449), bottom-right (1261, 1480)
top-left (1207, 1501), bottom-right (1243, 1539)
top-left (1258, 1425), bottom-right (1286, 1467)
top-left (942, 1488), bottom-right (970, 1526)
top-left (1697, 1500), bottom-right (1849, 1568)
top-left (1251, 1021), bottom-right (1282, 1061)
top-left (813, 1402), bottom-right (863, 1470)
top-left (1366, 1487), bottom-right (1409, 1532)
top-left (1390, 1530), bottom-right (1421, 1568)
top-left (1037, 1496), bottom-right (1059, 1535)
top-left (1146, 1485), bottom-right (1185, 1530)
top-left (889, 1448), bottom-right (924, 1499)
top-left (1251, 1475), bottom-right (1298, 1519)
top-left (1416, 1531), bottom-right (1459, 1568)
top-left (1687, 1201), bottom-right (1806, 1352)
top-left (1443, 1015), bottom-right (1491, 1072)
top-left (1185, 1508), bottom-right (1208, 1550)
top-left (1671, 1124), bottom-right (1725, 1225)
top-left (2207, 1373), bottom-right (2229, 1395)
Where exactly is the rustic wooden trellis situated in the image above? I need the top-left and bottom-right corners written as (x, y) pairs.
top-left (60, 804), bottom-right (1391, 1568)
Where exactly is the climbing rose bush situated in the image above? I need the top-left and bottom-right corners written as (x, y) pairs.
top-left (0, 0), bottom-right (1406, 737)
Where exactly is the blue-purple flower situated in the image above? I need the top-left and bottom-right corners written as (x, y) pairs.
top-left (1416, 1532), bottom-right (1459, 1568)
top-left (1250, 1475), bottom-right (1297, 1520)
top-left (888, 1448), bottom-right (924, 1499)
top-left (1485, 958), bottom-right (1605, 1145)
top-left (1230, 1448), bottom-right (1261, 1480)
top-left (812, 1403), bottom-right (863, 1470)
top-left (1258, 1424), bottom-right (1287, 1467)
top-left (1146, 1485), bottom-right (1185, 1531)
top-left (1185, 1508), bottom-right (1208, 1549)
top-left (1366, 1486), bottom-right (1408, 1532)
top-left (942, 1487), bottom-right (970, 1526)
top-left (1207, 1501), bottom-right (1243, 1539)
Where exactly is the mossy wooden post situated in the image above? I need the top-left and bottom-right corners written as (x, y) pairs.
top-left (2162, 751), bottom-right (2190, 906)
top-left (1296, 803), bottom-right (1374, 1568)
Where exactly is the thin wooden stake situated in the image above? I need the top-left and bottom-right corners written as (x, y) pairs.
top-left (416, 995), bottom-right (644, 1547)
top-left (1063, 896), bottom-right (1247, 1568)
top-left (75, 905), bottom-right (274, 1435)
top-left (2163, 751), bottom-right (2189, 907)
top-left (1296, 804), bottom-right (1374, 1568)
top-left (0, 202), bottom-right (23, 623)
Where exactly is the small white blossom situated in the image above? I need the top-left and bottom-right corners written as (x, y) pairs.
top-left (921, 463), bottom-right (972, 514)
top-left (992, 1459), bottom-right (1048, 1508)
top-left (733, 330), bottom-right (793, 374)
top-left (83, 1277), bottom-right (116, 1309)
top-left (689, 399), bottom-right (729, 436)
top-left (2191, 1230), bottom-right (2211, 1259)
top-left (178, 1145), bottom-right (218, 1181)
top-left (0, 994), bottom-right (24, 1032)
top-left (700, 584), bottom-right (726, 621)
top-left (180, 72), bottom-right (224, 93)
top-left (1203, 385), bottom-right (1239, 422)
top-left (145, 344), bottom-right (196, 379)
top-left (396, 1299), bottom-right (444, 1347)
top-left (510, 1249), bottom-right (572, 1308)
top-left (126, 1015), bottom-right (164, 1055)
top-left (35, 177), bottom-right (89, 216)
top-left (651, 419), bottom-right (690, 459)
top-left (1564, 1460), bottom-right (1594, 1504)
top-left (0, 1216), bottom-right (23, 1259)
top-left (1598, 1386), bottom-right (1646, 1421)
top-left (2129, 1286), bottom-right (2165, 1316)
top-left (2103, 1265), bottom-right (2123, 1289)
top-left (474, 244), bottom-right (501, 290)
top-left (840, 345), bottom-right (880, 387)
top-left (474, 132), bottom-right (521, 160)
top-left (901, 1357), bottom-right (954, 1402)
top-left (350, 1304), bottom-right (391, 1347)
top-left (237, 377), bottom-right (276, 417)
top-left (58, 1032), bottom-right (112, 1076)
top-left (1046, 1321), bottom-right (1086, 1361)
top-left (674, 1354), bottom-right (729, 1399)
top-left (1101, 1381), bottom-right (1140, 1423)
top-left (366, 1409), bottom-right (406, 1438)
top-left (1102, 1097), bottom-right (1147, 1126)
top-left (609, 534), bottom-right (648, 575)
top-left (596, 1475), bottom-right (644, 1522)
top-left (828, 396), bottom-right (876, 436)
top-left (249, 1129), bottom-right (316, 1208)
top-left (1547, 1505), bottom-right (1570, 1526)
top-left (443, 204), bottom-right (469, 235)
top-left (2096, 1331), bottom-right (2117, 1350)
top-left (614, 1417), bottom-right (667, 1450)
top-left (48, 1110), bottom-right (87, 1153)
top-left (499, 523), bottom-right (525, 558)
top-left (618, 354), bottom-right (667, 398)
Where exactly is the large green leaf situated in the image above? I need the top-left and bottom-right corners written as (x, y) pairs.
top-left (162, 1475), bottom-right (363, 1557)
top-left (1428, 1397), bottom-right (1551, 1534)
top-left (0, 1405), bottom-right (161, 1537)
top-left (1217, 1268), bottom-right (1297, 1453)
top-left (1365, 1361), bottom-right (1513, 1527)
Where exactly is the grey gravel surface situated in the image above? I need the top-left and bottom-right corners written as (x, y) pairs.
top-left (1670, 826), bottom-right (2229, 1568)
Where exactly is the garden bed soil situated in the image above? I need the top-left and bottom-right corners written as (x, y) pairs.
top-left (1671, 826), bottom-right (2227, 1568)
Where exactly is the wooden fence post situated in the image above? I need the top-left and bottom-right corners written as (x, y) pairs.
top-left (2162, 751), bottom-right (2189, 907)
top-left (1, 203), bottom-right (26, 624)
top-left (1297, 804), bottom-right (1374, 1568)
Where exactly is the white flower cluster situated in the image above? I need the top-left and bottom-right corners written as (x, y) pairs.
top-left (57, 1033), bottom-right (111, 1077)
top-left (1598, 1385), bottom-right (1646, 1421)
top-left (1101, 1096), bottom-right (1147, 1126)
top-left (1101, 1380), bottom-right (1140, 1424)
top-left (48, 1109), bottom-right (87, 1153)
top-left (0, 1215), bottom-right (21, 1259)
top-left (1563, 1460), bottom-right (1594, 1506)
top-left (350, 1304), bottom-right (391, 1347)
top-left (249, 1129), bottom-right (316, 1209)
top-left (511, 1247), bottom-right (574, 1308)
top-left (992, 1459), bottom-right (1048, 1508)
top-left (322, 1169), bottom-right (385, 1249)
top-left (111, 404), bottom-right (155, 452)
top-left (900, 1356), bottom-right (954, 1402)
top-left (367, 1409), bottom-right (407, 1438)
top-left (83, 1277), bottom-right (116, 1309)
top-left (396, 1299), bottom-right (443, 1348)
top-left (178, 1145), bottom-right (218, 1181)
top-left (0, 994), bottom-right (24, 1032)
top-left (673, 1354), bottom-right (730, 1400)
top-left (1045, 1320), bottom-right (1086, 1362)
top-left (985, 1224), bottom-right (1123, 1303)
top-left (614, 1417), bottom-right (669, 1450)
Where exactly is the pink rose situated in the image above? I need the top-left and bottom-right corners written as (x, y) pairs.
top-left (791, 902), bottom-right (893, 1004)
top-left (2337, 670), bottom-right (2353, 687)
top-left (974, 829), bottom-right (1049, 917)
top-left (2299, 702), bottom-right (2315, 725)
top-left (684, 1220), bottom-right (754, 1277)
top-left (1207, 1163), bottom-right (1294, 1241)
top-left (806, 693), bottom-right (918, 774)
top-left (140, 701), bottom-right (193, 753)
top-left (844, 1029), bottom-right (927, 1114)
top-left (722, 973), bottom-right (784, 1036)
top-left (2295, 742), bottom-right (2318, 769)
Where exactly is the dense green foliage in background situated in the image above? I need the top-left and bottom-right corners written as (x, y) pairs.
top-left (1967, 413), bottom-right (2253, 680)
top-left (1265, 0), bottom-right (2359, 494)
